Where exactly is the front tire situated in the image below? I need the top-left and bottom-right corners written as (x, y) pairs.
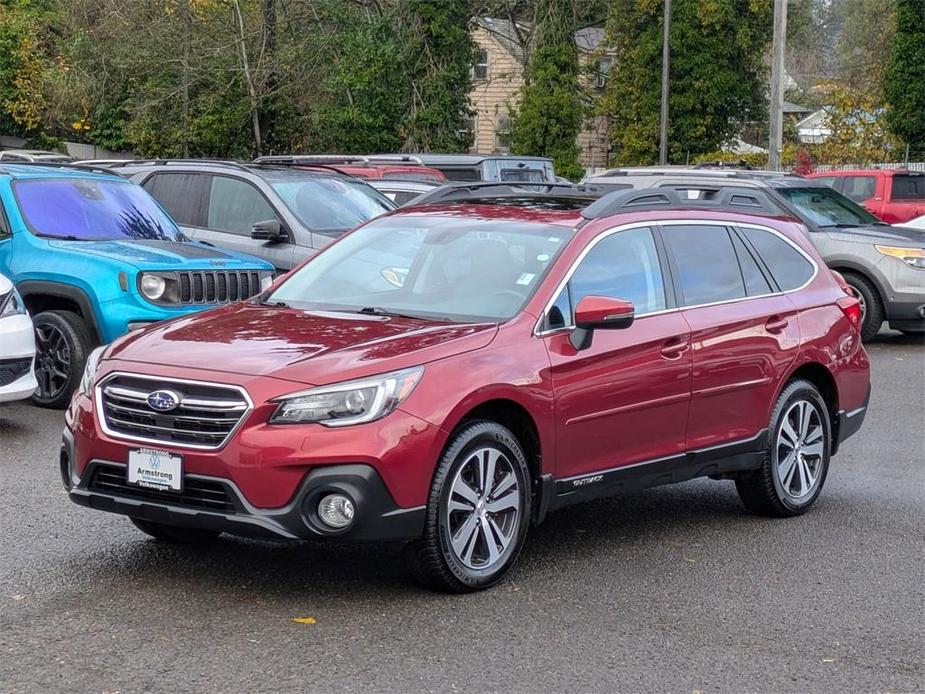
top-left (411, 421), bottom-right (531, 592)
top-left (130, 518), bottom-right (221, 543)
top-left (31, 310), bottom-right (92, 409)
top-left (736, 379), bottom-right (832, 517)
top-left (843, 272), bottom-right (883, 341)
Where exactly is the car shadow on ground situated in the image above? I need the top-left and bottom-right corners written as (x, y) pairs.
top-left (53, 479), bottom-right (758, 601)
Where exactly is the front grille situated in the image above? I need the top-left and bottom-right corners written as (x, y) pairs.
top-left (0, 357), bottom-right (32, 387)
top-left (99, 374), bottom-right (250, 449)
top-left (88, 463), bottom-right (236, 513)
top-left (177, 270), bottom-right (262, 304)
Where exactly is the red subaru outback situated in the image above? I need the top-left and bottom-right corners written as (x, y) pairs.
top-left (62, 184), bottom-right (871, 592)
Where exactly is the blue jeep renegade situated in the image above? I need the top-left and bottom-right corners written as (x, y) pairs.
top-left (0, 163), bottom-right (274, 408)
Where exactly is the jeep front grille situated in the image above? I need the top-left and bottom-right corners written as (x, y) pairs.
top-left (177, 270), bottom-right (262, 304)
top-left (98, 374), bottom-right (251, 450)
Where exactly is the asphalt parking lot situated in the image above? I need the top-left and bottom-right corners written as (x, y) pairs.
top-left (1, 331), bottom-right (922, 694)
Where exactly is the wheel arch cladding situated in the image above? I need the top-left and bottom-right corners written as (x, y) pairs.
top-left (455, 399), bottom-right (542, 489)
top-left (17, 281), bottom-right (101, 343)
top-left (782, 363), bottom-right (839, 443)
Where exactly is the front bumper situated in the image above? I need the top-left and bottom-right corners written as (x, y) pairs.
top-left (0, 313), bottom-right (37, 403)
top-left (884, 297), bottom-right (925, 331)
top-left (61, 432), bottom-right (425, 541)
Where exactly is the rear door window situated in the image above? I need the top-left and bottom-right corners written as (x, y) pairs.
top-left (890, 174), bottom-right (925, 200)
top-left (662, 225), bottom-right (745, 306)
top-left (841, 176), bottom-right (877, 202)
top-left (142, 172), bottom-right (210, 227)
top-left (441, 168), bottom-right (481, 182)
top-left (207, 175), bottom-right (280, 236)
top-left (740, 227), bottom-right (815, 291)
top-left (731, 231), bottom-right (772, 296)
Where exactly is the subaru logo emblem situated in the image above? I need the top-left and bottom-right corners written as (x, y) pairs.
top-left (147, 389), bottom-right (180, 412)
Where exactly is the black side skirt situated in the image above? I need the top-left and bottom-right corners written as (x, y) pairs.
top-left (542, 429), bottom-right (768, 517)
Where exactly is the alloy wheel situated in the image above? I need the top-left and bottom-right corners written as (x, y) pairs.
top-left (774, 399), bottom-right (825, 501)
top-left (34, 323), bottom-right (72, 401)
top-left (445, 447), bottom-right (521, 570)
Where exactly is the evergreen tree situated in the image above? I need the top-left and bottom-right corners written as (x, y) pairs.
top-left (510, 0), bottom-right (584, 181)
top-left (883, 0), bottom-right (925, 160)
top-left (601, 0), bottom-right (772, 165)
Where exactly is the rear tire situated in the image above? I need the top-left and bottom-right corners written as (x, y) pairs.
top-left (843, 272), bottom-right (883, 341)
top-left (130, 518), bottom-right (221, 543)
top-left (736, 379), bottom-right (832, 517)
top-left (31, 310), bottom-right (92, 409)
top-left (411, 420), bottom-right (531, 593)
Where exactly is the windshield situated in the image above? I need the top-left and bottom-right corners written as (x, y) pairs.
top-left (270, 176), bottom-right (395, 237)
top-left (777, 186), bottom-right (882, 227)
top-left (268, 215), bottom-right (575, 322)
top-left (14, 178), bottom-right (184, 241)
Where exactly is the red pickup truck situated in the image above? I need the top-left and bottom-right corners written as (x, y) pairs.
top-left (807, 169), bottom-right (925, 224)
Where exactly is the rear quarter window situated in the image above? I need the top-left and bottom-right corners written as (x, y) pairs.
top-left (890, 174), bottom-right (925, 201)
top-left (740, 227), bottom-right (815, 291)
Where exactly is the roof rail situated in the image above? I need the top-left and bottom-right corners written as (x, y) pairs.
top-left (581, 185), bottom-right (784, 219)
top-left (408, 181), bottom-right (600, 207)
top-left (107, 158), bottom-right (252, 172)
top-left (254, 154), bottom-right (371, 166)
top-left (0, 161), bottom-right (123, 177)
top-left (248, 157), bottom-right (351, 175)
top-left (363, 155), bottom-right (425, 166)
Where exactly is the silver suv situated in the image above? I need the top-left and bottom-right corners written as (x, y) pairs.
top-left (114, 160), bottom-right (395, 271)
top-left (581, 167), bottom-right (925, 340)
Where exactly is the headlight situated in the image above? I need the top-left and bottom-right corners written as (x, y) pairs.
top-left (875, 245), bottom-right (925, 270)
top-left (0, 286), bottom-right (27, 318)
top-left (79, 346), bottom-right (106, 397)
top-left (139, 273), bottom-right (167, 300)
top-left (270, 366), bottom-right (423, 426)
top-left (261, 274), bottom-right (273, 292)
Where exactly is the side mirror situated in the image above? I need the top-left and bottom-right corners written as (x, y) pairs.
top-left (251, 219), bottom-right (288, 243)
top-left (570, 295), bottom-right (635, 350)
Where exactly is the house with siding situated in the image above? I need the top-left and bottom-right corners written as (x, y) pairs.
top-left (468, 17), bottom-right (612, 171)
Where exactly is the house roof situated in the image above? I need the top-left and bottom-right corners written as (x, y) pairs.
top-left (473, 17), bottom-right (607, 63)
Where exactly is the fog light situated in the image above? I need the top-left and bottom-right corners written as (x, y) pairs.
top-left (317, 494), bottom-right (355, 529)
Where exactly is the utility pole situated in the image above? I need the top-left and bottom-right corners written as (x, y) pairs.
top-left (768, 0), bottom-right (787, 171)
top-left (659, 0), bottom-right (671, 165)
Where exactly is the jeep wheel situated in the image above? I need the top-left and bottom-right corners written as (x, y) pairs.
top-left (411, 421), bottom-right (531, 592)
top-left (31, 310), bottom-right (92, 409)
top-left (736, 379), bottom-right (832, 517)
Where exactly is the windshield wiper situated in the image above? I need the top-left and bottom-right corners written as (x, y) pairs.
top-left (355, 306), bottom-right (429, 320)
top-left (258, 299), bottom-right (289, 308)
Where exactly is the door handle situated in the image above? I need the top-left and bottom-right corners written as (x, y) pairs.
top-left (765, 315), bottom-right (789, 333)
top-left (660, 337), bottom-right (688, 358)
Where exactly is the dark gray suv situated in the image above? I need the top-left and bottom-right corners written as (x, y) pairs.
top-left (581, 167), bottom-right (925, 340)
top-left (115, 160), bottom-right (395, 271)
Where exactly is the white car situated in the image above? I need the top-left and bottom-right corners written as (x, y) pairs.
top-left (898, 215), bottom-right (925, 231)
top-left (0, 274), bottom-right (38, 403)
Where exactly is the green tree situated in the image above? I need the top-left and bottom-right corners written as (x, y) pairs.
top-left (510, 0), bottom-right (584, 181)
top-left (398, 0), bottom-right (477, 152)
top-left (600, 0), bottom-right (772, 166)
top-left (883, 0), bottom-right (925, 160)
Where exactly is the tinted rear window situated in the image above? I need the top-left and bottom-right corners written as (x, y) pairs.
top-left (891, 174), bottom-right (925, 200)
top-left (442, 168), bottom-right (481, 182)
top-left (14, 178), bottom-right (183, 241)
top-left (662, 225), bottom-right (745, 306)
top-left (142, 172), bottom-right (210, 226)
top-left (740, 227), bottom-right (815, 291)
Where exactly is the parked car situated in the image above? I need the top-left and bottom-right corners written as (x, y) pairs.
top-left (64, 184), bottom-right (870, 592)
top-left (0, 162), bottom-right (273, 408)
top-left (253, 155), bottom-right (447, 182)
top-left (807, 169), bottom-right (925, 224)
top-left (0, 149), bottom-right (74, 163)
top-left (367, 179), bottom-right (442, 206)
top-left (581, 167), bottom-right (925, 340)
top-left (370, 153), bottom-right (556, 183)
top-left (116, 160), bottom-right (396, 271)
top-left (899, 214), bottom-right (925, 231)
top-left (0, 273), bottom-right (37, 403)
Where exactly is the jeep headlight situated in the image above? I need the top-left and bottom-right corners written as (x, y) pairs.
top-left (270, 367), bottom-right (423, 426)
top-left (139, 273), bottom-right (167, 300)
top-left (875, 245), bottom-right (925, 270)
top-left (80, 346), bottom-right (106, 397)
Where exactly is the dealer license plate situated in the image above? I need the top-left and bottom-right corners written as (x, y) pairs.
top-left (127, 448), bottom-right (183, 492)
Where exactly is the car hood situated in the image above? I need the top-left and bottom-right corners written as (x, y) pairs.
top-left (107, 303), bottom-right (499, 386)
top-left (46, 239), bottom-right (271, 269)
top-left (823, 224), bottom-right (925, 246)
